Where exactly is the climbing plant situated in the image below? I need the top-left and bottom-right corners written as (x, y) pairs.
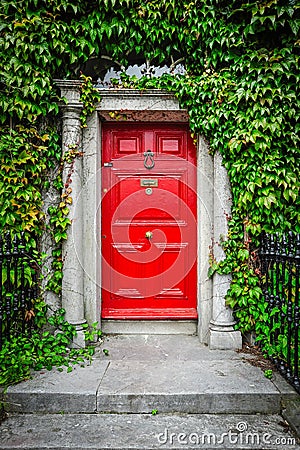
top-left (0, 306), bottom-right (102, 387)
top-left (0, 0), bottom-right (299, 359)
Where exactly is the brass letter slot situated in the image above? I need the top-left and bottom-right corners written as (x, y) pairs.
top-left (140, 178), bottom-right (158, 187)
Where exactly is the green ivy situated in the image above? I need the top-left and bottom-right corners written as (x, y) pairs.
top-left (0, 126), bottom-right (47, 234)
top-left (0, 306), bottom-right (102, 387)
top-left (0, 0), bottom-right (299, 363)
top-left (79, 73), bottom-right (102, 127)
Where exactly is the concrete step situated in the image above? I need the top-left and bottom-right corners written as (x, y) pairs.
top-left (0, 413), bottom-right (299, 449)
top-left (4, 357), bottom-right (297, 415)
top-left (96, 359), bottom-right (296, 415)
top-left (3, 335), bottom-right (298, 415)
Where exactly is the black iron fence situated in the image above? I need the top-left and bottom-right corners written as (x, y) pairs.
top-left (0, 233), bottom-right (38, 350)
top-left (259, 232), bottom-right (300, 393)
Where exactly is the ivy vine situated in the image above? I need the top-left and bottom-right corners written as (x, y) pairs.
top-left (0, 0), bottom-right (299, 362)
top-left (0, 307), bottom-right (102, 387)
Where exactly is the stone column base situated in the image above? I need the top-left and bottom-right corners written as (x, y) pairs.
top-left (71, 323), bottom-right (87, 349)
top-left (209, 324), bottom-right (242, 350)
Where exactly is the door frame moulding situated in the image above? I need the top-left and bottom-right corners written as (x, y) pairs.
top-left (55, 80), bottom-right (242, 349)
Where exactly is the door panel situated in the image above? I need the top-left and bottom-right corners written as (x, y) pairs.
top-left (101, 123), bottom-right (197, 319)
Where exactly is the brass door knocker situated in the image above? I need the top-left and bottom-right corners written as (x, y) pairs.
top-left (143, 150), bottom-right (155, 170)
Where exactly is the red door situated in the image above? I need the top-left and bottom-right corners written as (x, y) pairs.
top-left (101, 122), bottom-right (197, 319)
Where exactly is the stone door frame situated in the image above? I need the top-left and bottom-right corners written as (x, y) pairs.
top-left (56, 80), bottom-right (242, 349)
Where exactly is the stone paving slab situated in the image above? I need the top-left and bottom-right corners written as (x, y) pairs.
top-left (97, 359), bottom-right (281, 414)
top-left (0, 413), bottom-right (298, 449)
top-left (101, 335), bottom-right (241, 361)
top-left (6, 360), bottom-right (109, 414)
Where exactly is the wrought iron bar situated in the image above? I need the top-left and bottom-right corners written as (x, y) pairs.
top-left (5, 234), bottom-right (12, 340)
top-left (13, 235), bottom-right (19, 335)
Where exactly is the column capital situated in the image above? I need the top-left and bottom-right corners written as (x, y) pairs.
top-left (62, 106), bottom-right (83, 121)
top-left (55, 79), bottom-right (83, 110)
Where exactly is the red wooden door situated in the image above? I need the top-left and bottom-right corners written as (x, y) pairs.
top-left (101, 123), bottom-right (197, 319)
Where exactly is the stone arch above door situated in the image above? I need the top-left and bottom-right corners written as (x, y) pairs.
top-left (55, 80), bottom-right (242, 349)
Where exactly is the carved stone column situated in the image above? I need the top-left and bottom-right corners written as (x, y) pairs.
top-left (209, 151), bottom-right (242, 349)
top-left (197, 137), bottom-right (213, 345)
top-left (61, 102), bottom-right (87, 347)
